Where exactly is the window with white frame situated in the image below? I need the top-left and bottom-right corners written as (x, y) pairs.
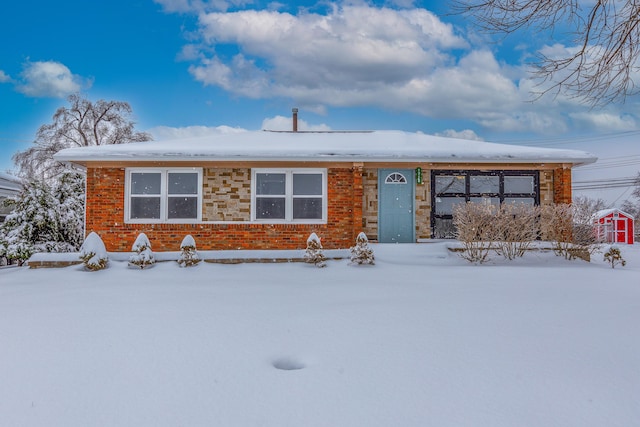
top-left (126, 168), bottom-right (202, 222)
top-left (252, 169), bottom-right (326, 222)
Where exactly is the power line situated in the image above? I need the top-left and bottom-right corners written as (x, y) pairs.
top-left (572, 175), bottom-right (639, 191)
top-left (573, 182), bottom-right (638, 190)
top-left (501, 130), bottom-right (640, 146)
top-left (574, 176), bottom-right (637, 184)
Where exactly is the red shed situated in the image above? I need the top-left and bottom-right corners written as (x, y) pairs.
top-left (594, 209), bottom-right (635, 245)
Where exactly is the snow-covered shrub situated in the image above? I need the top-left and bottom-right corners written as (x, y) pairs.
top-left (54, 172), bottom-right (85, 249)
top-left (128, 233), bottom-right (155, 269)
top-left (177, 235), bottom-right (201, 267)
top-left (350, 232), bottom-right (375, 265)
top-left (304, 233), bottom-right (327, 268)
top-left (79, 232), bottom-right (109, 271)
top-left (492, 203), bottom-right (540, 260)
top-left (540, 204), bottom-right (600, 261)
top-left (453, 201), bottom-right (497, 263)
top-left (604, 245), bottom-right (626, 269)
top-left (0, 174), bottom-right (83, 265)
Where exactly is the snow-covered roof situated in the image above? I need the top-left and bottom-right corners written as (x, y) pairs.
top-left (54, 130), bottom-right (597, 166)
top-left (594, 208), bottom-right (635, 219)
top-left (0, 172), bottom-right (22, 197)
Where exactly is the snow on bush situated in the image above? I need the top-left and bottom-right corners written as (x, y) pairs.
top-left (604, 245), bottom-right (626, 269)
top-left (304, 233), bottom-right (327, 268)
top-left (0, 173), bottom-right (84, 265)
top-left (0, 173), bottom-right (84, 264)
top-left (350, 232), bottom-right (375, 265)
top-left (128, 233), bottom-right (155, 269)
top-left (79, 232), bottom-right (109, 271)
top-left (177, 235), bottom-right (201, 267)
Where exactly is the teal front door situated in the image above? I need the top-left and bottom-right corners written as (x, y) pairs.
top-left (378, 169), bottom-right (415, 243)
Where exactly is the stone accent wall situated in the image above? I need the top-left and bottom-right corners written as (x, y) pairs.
top-left (85, 167), bottom-right (359, 251)
top-left (202, 168), bottom-right (251, 221)
top-left (539, 170), bottom-right (554, 206)
top-left (415, 170), bottom-right (431, 240)
top-left (362, 169), bottom-right (378, 241)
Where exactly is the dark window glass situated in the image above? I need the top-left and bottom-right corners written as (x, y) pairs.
top-left (255, 197), bottom-right (286, 219)
top-left (435, 196), bottom-right (465, 215)
top-left (168, 196), bottom-right (198, 219)
top-left (130, 197), bottom-right (161, 219)
top-left (433, 218), bottom-right (456, 239)
top-left (293, 198), bottom-right (322, 219)
top-left (503, 197), bottom-right (535, 206)
top-left (435, 175), bottom-right (465, 194)
top-left (256, 173), bottom-right (286, 195)
top-left (131, 173), bottom-right (161, 195)
top-left (470, 175), bottom-right (499, 194)
top-left (293, 174), bottom-right (323, 195)
top-left (504, 176), bottom-right (534, 194)
top-left (168, 173), bottom-right (198, 195)
top-left (469, 197), bottom-right (500, 207)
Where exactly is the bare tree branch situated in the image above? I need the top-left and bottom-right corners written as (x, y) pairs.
top-left (454, 0), bottom-right (640, 105)
top-left (12, 93), bottom-right (152, 181)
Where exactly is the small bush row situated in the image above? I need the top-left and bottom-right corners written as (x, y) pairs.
top-left (79, 231), bottom-right (374, 271)
top-left (453, 202), bottom-right (619, 264)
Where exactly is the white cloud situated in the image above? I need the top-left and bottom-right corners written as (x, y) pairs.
top-left (388, 0), bottom-right (417, 8)
top-left (261, 115), bottom-right (331, 131)
top-left (189, 5), bottom-right (466, 94)
top-left (147, 125), bottom-right (248, 140)
top-left (154, 0), bottom-right (251, 13)
top-left (569, 112), bottom-right (637, 132)
top-left (16, 61), bottom-right (91, 98)
top-left (436, 129), bottom-right (484, 141)
top-left (147, 117), bottom-right (331, 138)
top-left (171, 3), bottom-right (640, 135)
top-left (0, 70), bottom-right (11, 83)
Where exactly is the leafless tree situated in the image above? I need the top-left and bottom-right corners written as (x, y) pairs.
top-left (13, 93), bottom-right (152, 181)
top-left (454, 0), bottom-right (640, 105)
top-left (572, 195), bottom-right (611, 223)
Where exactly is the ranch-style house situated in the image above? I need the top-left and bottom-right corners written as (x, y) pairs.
top-left (54, 113), bottom-right (596, 251)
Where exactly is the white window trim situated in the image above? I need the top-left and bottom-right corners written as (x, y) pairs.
top-left (125, 168), bottom-right (203, 224)
top-left (251, 168), bottom-right (327, 223)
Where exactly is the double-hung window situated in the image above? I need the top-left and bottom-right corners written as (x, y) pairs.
top-left (126, 168), bottom-right (202, 223)
top-left (252, 169), bottom-right (326, 222)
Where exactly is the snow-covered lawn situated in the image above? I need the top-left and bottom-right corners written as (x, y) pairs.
top-left (1, 243), bottom-right (639, 427)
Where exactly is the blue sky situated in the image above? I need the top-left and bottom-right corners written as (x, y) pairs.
top-left (1, 0), bottom-right (639, 204)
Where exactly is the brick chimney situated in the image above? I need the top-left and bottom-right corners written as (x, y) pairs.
top-left (292, 108), bottom-right (298, 132)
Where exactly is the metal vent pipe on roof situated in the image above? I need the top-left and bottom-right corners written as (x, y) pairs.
top-left (292, 108), bottom-right (298, 132)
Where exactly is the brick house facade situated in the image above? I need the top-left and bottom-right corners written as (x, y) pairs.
top-left (56, 130), bottom-right (594, 252)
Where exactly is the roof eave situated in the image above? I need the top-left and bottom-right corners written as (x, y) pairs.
top-left (55, 155), bottom-right (598, 166)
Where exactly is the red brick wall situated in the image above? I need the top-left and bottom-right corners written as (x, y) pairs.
top-left (86, 167), bottom-right (360, 251)
top-left (553, 167), bottom-right (572, 204)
